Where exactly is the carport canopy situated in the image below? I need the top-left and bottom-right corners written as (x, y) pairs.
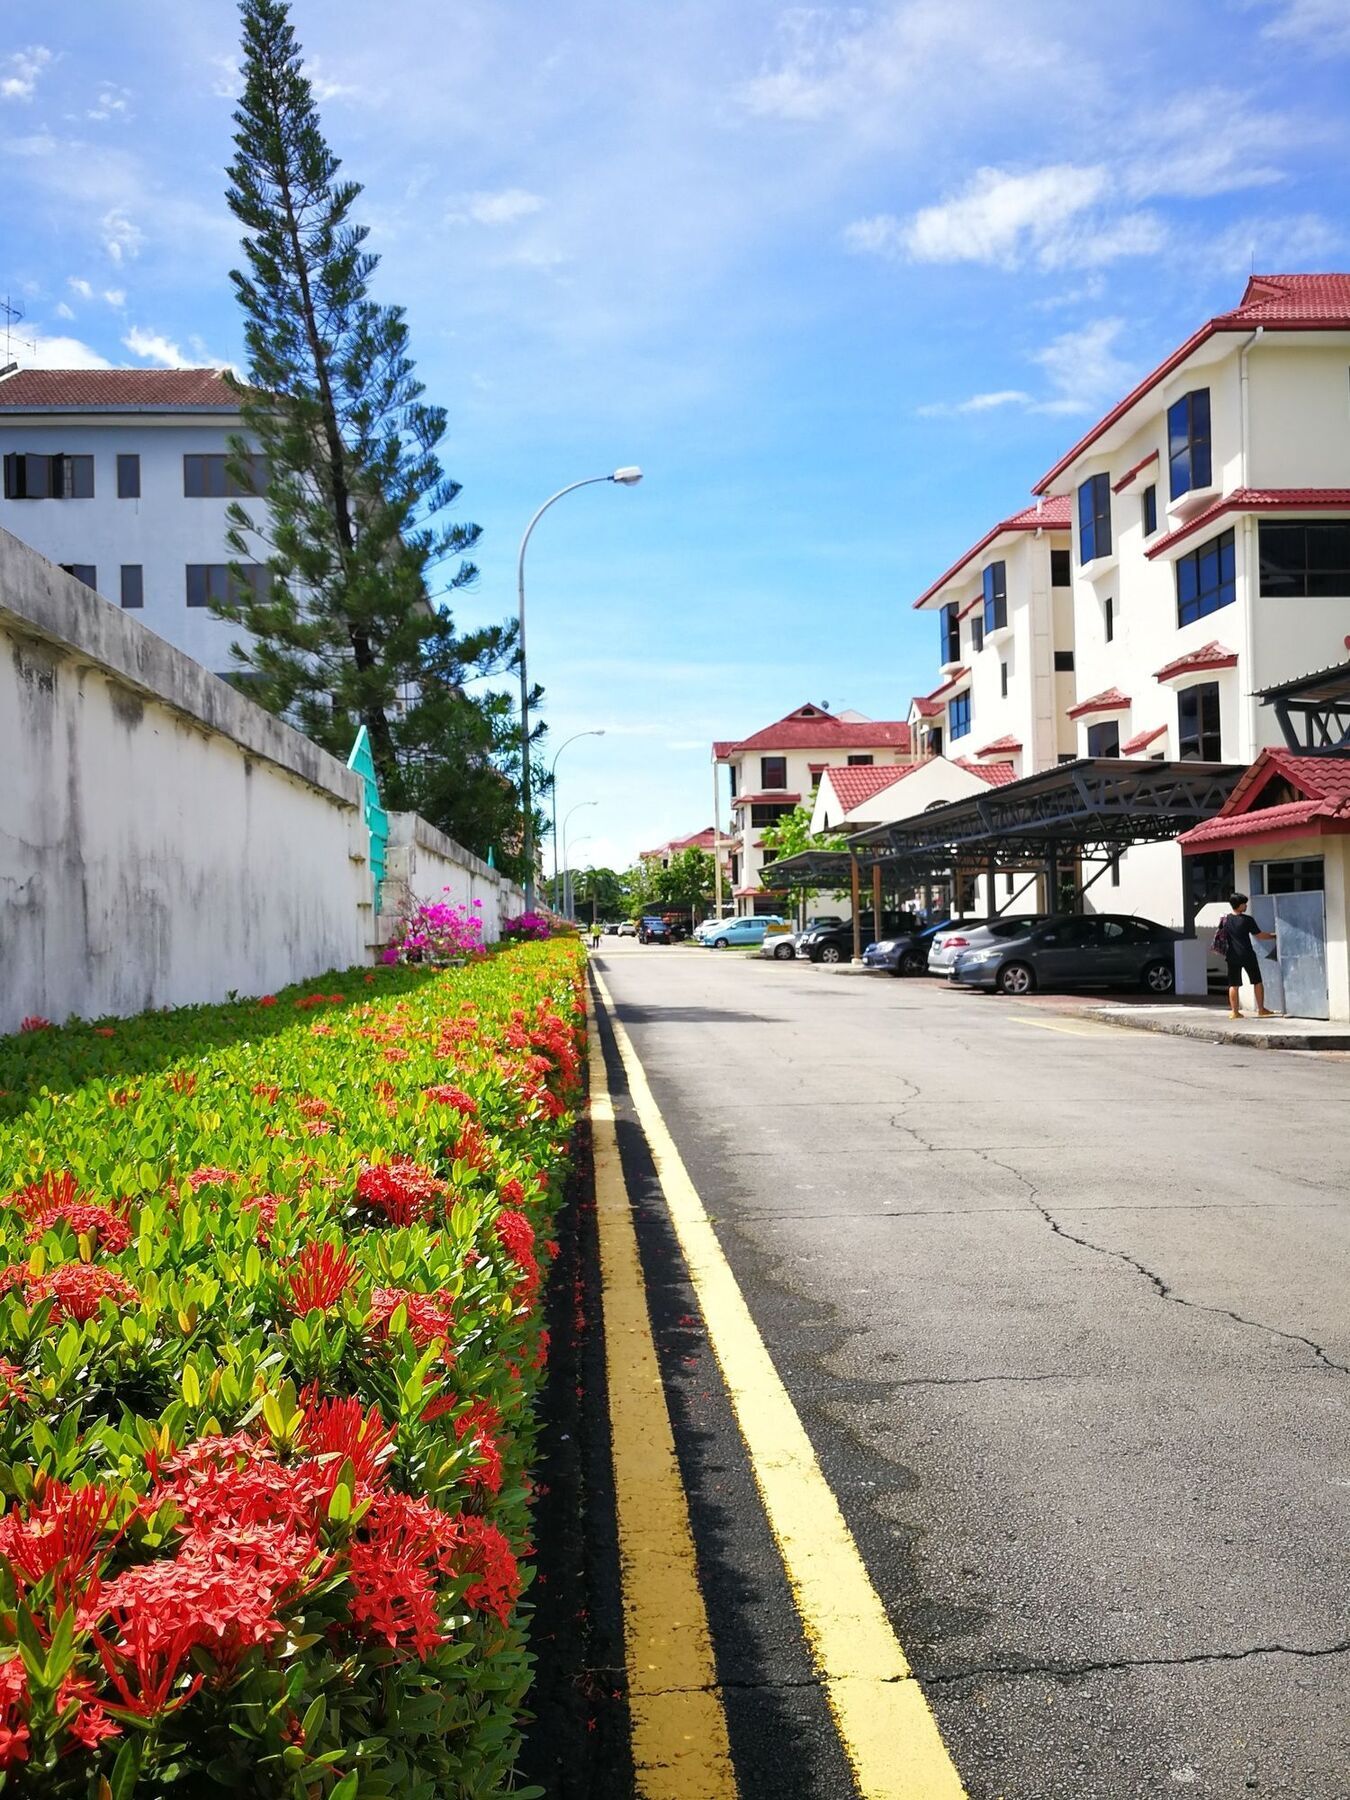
top-left (845, 757), bottom-right (1245, 929)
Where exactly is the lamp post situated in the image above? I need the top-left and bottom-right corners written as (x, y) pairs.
top-left (517, 469), bottom-right (642, 911)
top-left (550, 729), bottom-right (606, 909)
top-left (560, 802), bottom-right (598, 920)
top-left (563, 837), bottom-right (593, 920)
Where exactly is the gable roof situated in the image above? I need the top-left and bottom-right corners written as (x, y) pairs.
top-left (1145, 488), bottom-right (1350, 559)
top-left (1034, 275), bottom-right (1350, 494)
top-left (1066, 686), bottom-right (1132, 720)
top-left (819, 763), bottom-right (916, 813)
top-left (1178, 748), bottom-right (1350, 849)
top-left (973, 734), bottom-right (1022, 756)
top-left (1121, 723), bottom-right (1168, 755)
top-left (955, 756), bottom-right (1017, 786)
top-left (0, 368), bottom-right (241, 411)
top-left (714, 703), bottom-right (910, 757)
top-left (911, 495), bottom-right (1073, 611)
top-left (1154, 641), bottom-right (1238, 683)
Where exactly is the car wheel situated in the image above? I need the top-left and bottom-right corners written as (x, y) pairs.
top-left (713, 936), bottom-right (730, 950)
top-left (819, 945), bottom-right (843, 964)
top-left (1142, 959), bottom-right (1175, 995)
top-left (900, 948), bottom-right (927, 977)
top-left (773, 942), bottom-right (794, 960)
top-left (996, 961), bottom-right (1035, 996)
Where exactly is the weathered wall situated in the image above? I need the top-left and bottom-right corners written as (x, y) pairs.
top-left (1, 529), bottom-right (377, 1030)
top-left (381, 814), bottom-right (525, 947)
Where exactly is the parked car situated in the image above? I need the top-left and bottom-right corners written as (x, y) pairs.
top-left (757, 923), bottom-right (804, 960)
top-left (862, 919), bottom-right (952, 977)
top-left (638, 915), bottom-right (673, 944)
top-left (927, 915), bottom-right (1043, 976)
top-left (617, 920), bottom-right (638, 937)
top-left (949, 913), bottom-right (1180, 995)
top-left (703, 916), bottom-right (786, 949)
top-left (798, 913), bottom-right (921, 965)
top-left (603, 921), bottom-right (622, 935)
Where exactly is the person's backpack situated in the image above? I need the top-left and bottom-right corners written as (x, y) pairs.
top-left (1211, 918), bottom-right (1229, 956)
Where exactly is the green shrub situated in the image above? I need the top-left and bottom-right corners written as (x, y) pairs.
top-left (0, 941), bottom-right (584, 1796)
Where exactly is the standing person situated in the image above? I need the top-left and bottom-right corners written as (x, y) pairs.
top-left (1221, 893), bottom-right (1277, 1019)
top-left (589, 920), bottom-right (602, 949)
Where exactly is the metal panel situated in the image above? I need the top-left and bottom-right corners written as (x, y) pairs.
top-left (346, 725), bottom-right (388, 913)
top-left (1274, 890), bottom-right (1329, 1020)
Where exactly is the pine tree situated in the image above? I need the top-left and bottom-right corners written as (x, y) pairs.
top-left (218, 0), bottom-right (498, 806)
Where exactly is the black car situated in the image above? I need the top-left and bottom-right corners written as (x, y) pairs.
top-left (638, 915), bottom-right (673, 944)
top-left (950, 912), bottom-right (1180, 995)
top-left (798, 913), bottom-right (921, 965)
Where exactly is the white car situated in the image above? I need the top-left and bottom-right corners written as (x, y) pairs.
top-left (756, 923), bottom-right (799, 960)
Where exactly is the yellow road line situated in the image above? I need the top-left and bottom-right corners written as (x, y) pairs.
top-left (591, 969), bottom-right (967, 1800)
top-left (586, 988), bottom-right (738, 1800)
top-left (1008, 1014), bottom-right (1119, 1037)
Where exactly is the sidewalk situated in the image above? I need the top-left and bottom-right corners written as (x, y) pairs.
top-left (1079, 999), bottom-right (1350, 1051)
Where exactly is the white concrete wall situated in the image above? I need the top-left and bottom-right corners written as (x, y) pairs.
top-left (1234, 834), bottom-right (1349, 1022)
top-left (382, 813), bottom-right (525, 945)
top-left (0, 414), bottom-right (260, 674)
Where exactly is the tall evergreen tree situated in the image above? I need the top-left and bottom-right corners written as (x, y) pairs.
top-left (219, 0), bottom-right (520, 829)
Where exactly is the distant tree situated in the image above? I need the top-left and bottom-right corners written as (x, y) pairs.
top-left (658, 847), bottom-right (716, 916)
top-left (219, 0), bottom-right (531, 869)
top-left (760, 803), bottom-right (848, 915)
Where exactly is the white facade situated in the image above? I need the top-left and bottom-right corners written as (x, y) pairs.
top-left (0, 370), bottom-right (262, 675)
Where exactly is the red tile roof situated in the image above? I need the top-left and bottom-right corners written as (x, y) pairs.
top-left (1178, 748), bottom-right (1350, 850)
top-left (1145, 488), bottom-right (1350, 559)
top-left (912, 696), bottom-right (944, 719)
top-left (1112, 449), bottom-right (1159, 494)
top-left (1066, 686), bottom-right (1132, 720)
top-left (640, 827), bottom-right (718, 859)
top-left (1153, 641), bottom-right (1238, 683)
top-left (974, 734), bottom-right (1022, 756)
top-left (911, 496), bottom-right (1073, 610)
top-left (730, 791), bottom-right (802, 809)
top-left (819, 763), bottom-right (916, 813)
top-left (1121, 723), bottom-right (1167, 755)
top-left (0, 368), bottom-right (240, 409)
top-left (955, 757), bottom-right (1017, 786)
top-left (714, 704), bottom-right (910, 758)
top-left (925, 668), bottom-right (970, 703)
top-left (732, 885), bottom-right (786, 898)
top-left (1035, 276), bottom-right (1350, 494)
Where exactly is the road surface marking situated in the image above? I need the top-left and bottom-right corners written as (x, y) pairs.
top-left (1008, 1014), bottom-right (1120, 1037)
top-left (585, 986), bottom-right (738, 1800)
top-left (592, 968), bottom-right (967, 1800)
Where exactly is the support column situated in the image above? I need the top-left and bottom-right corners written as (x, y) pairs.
top-left (986, 853), bottom-right (998, 917)
top-left (871, 861), bottom-right (883, 941)
top-left (1046, 844), bottom-right (1060, 914)
top-left (850, 855), bottom-right (862, 963)
top-left (712, 760), bottom-right (723, 919)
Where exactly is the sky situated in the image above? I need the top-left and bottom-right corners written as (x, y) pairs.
top-left (3, 0), bottom-right (1349, 871)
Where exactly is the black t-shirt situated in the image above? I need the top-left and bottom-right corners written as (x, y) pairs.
top-left (1225, 911), bottom-right (1259, 956)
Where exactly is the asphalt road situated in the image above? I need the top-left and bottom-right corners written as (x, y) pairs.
top-left (590, 937), bottom-right (1350, 1800)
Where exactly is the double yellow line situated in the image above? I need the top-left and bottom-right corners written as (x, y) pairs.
top-left (589, 971), bottom-right (967, 1800)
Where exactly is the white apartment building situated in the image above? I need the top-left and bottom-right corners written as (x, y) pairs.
top-left (1034, 271), bottom-right (1350, 923)
top-left (0, 368), bottom-right (264, 675)
top-left (711, 704), bottom-right (912, 914)
top-left (909, 497), bottom-right (1075, 779)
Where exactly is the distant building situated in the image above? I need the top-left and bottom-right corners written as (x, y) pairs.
top-left (639, 827), bottom-right (718, 868)
top-left (0, 368), bottom-right (264, 676)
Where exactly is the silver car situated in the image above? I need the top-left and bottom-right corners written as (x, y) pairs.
top-left (927, 916), bottom-right (1041, 975)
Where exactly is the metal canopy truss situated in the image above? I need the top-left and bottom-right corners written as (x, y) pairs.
top-left (1259, 659), bottom-right (1350, 754)
top-left (848, 759), bottom-right (1244, 865)
top-left (763, 847), bottom-right (964, 888)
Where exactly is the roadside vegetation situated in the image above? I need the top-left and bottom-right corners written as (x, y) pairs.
top-left (0, 940), bottom-right (583, 1797)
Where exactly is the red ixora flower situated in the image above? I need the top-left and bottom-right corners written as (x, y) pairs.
top-left (494, 1208), bottom-right (536, 1266)
top-left (7, 1173), bottom-right (132, 1253)
top-left (257, 994), bottom-right (278, 1007)
top-left (18, 1016), bottom-right (52, 1033)
top-left (286, 1240), bottom-right (359, 1314)
top-left (368, 1287), bottom-right (456, 1349)
top-left (0, 1476), bottom-right (119, 1606)
top-left (186, 1166), bottom-right (235, 1190)
top-left (423, 1084), bottom-right (478, 1116)
top-left (297, 1389), bottom-right (395, 1493)
top-left (355, 1158), bottom-right (447, 1227)
top-left (0, 1655), bottom-right (30, 1769)
top-left (453, 1399), bottom-right (504, 1495)
top-left (24, 1264), bottom-right (137, 1322)
top-left (451, 1121), bottom-right (494, 1173)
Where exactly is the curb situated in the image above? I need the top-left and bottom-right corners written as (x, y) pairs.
top-left (1082, 1008), bottom-right (1350, 1051)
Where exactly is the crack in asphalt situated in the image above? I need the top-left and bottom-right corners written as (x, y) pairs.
top-left (925, 1637), bottom-right (1350, 1686)
top-left (974, 1151), bottom-right (1350, 1376)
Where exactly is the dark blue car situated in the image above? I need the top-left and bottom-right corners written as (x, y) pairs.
top-left (862, 920), bottom-right (952, 977)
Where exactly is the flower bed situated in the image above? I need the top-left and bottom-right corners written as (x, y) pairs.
top-left (0, 941), bottom-right (584, 1797)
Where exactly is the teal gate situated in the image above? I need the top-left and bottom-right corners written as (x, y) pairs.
top-left (347, 726), bottom-right (388, 913)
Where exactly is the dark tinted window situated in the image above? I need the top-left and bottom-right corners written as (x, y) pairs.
top-left (186, 564), bottom-right (269, 608)
top-left (3, 452), bottom-right (93, 498)
top-left (1087, 720), bottom-right (1121, 757)
top-left (1177, 681), bottom-right (1221, 760)
top-left (1176, 528), bottom-right (1236, 626)
top-left (120, 565), bottom-right (143, 609)
top-left (940, 601), bottom-right (960, 664)
top-left (1105, 595), bottom-right (1114, 641)
top-left (1142, 483), bottom-right (1157, 536)
top-left (1167, 389), bottom-right (1212, 500)
top-left (1054, 649), bottom-right (1075, 672)
top-left (948, 691), bottom-right (971, 739)
top-left (1258, 519), bottom-right (1350, 598)
top-left (1000, 660), bottom-right (1009, 697)
top-left (982, 560), bottom-right (1007, 633)
top-left (117, 453), bottom-right (140, 498)
top-left (846, 754), bottom-right (873, 766)
top-left (1050, 547), bottom-right (1071, 587)
top-left (760, 755), bottom-right (787, 789)
top-left (1078, 472), bottom-right (1111, 562)
top-left (59, 563), bottom-right (96, 588)
top-left (183, 452), bottom-right (266, 497)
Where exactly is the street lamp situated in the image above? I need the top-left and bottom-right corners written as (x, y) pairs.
top-left (517, 470), bottom-right (642, 911)
top-left (550, 729), bottom-right (606, 908)
top-left (564, 840), bottom-right (593, 921)
top-left (561, 802), bottom-right (598, 920)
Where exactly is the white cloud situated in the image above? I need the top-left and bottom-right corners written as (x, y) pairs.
top-left (915, 389), bottom-right (1033, 418)
top-left (1031, 317), bottom-right (1134, 415)
top-left (1, 46), bottom-right (53, 103)
top-left (122, 327), bottom-right (191, 367)
top-left (102, 288), bottom-right (126, 308)
top-left (87, 84), bottom-right (132, 123)
top-left (453, 188), bottom-right (545, 227)
top-left (1207, 210), bottom-right (1341, 273)
top-left (54, 301), bottom-right (75, 321)
top-left (1261, 0), bottom-right (1350, 51)
top-left (101, 209), bottom-right (144, 263)
top-left (848, 165), bottom-right (1169, 272)
top-left (67, 277), bottom-right (94, 300)
top-left (24, 329), bottom-right (111, 371)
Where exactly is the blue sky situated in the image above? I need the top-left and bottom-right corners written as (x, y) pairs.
top-left (3, 0), bottom-right (1348, 870)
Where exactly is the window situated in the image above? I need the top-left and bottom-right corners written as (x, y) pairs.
top-left (117, 454), bottom-right (140, 499)
top-left (183, 452), bottom-right (266, 498)
top-left (1176, 528), bottom-right (1236, 626)
top-left (846, 754), bottom-right (873, 766)
top-left (1105, 595), bottom-right (1114, 642)
top-left (1258, 519), bottom-right (1350, 598)
top-left (971, 615), bottom-right (984, 653)
top-left (1189, 850), bottom-right (1234, 908)
top-left (186, 564), bottom-right (270, 608)
top-left (1077, 472), bottom-right (1111, 563)
top-left (929, 726), bottom-right (943, 756)
top-left (1177, 681), bottom-right (1221, 761)
top-left (1086, 720), bottom-right (1120, 757)
top-left (1142, 483), bottom-right (1157, 536)
top-left (940, 601), bottom-right (960, 664)
top-left (728, 765), bottom-right (737, 798)
top-left (3, 453), bottom-right (94, 499)
top-left (1000, 660), bottom-right (1009, 698)
top-left (1054, 649), bottom-right (1075, 672)
top-left (948, 691), bottom-right (971, 740)
top-left (1251, 856), bottom-right (1324, 895)
top-left (1109, 854), bottom-right (1121, 888)
top-left (1167, 388), bottom-right (1211, 500)
top-left (1050, 548), bottom-right (1071, 587)
top-left (760, 755), bottom-right (787, 789)
top-left (982, 560), bottom-right (1007, 634)
top-left (1057, 752), bottom-right (1077, 764)
top-left (1005, 873), bottom-right (1015, 896)
top-left (59, 563), bottom-right (96, 589)
top-left (749, 801), bottom-right (795, 828)
top-left (120, 565), bottom-right (144, 609)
